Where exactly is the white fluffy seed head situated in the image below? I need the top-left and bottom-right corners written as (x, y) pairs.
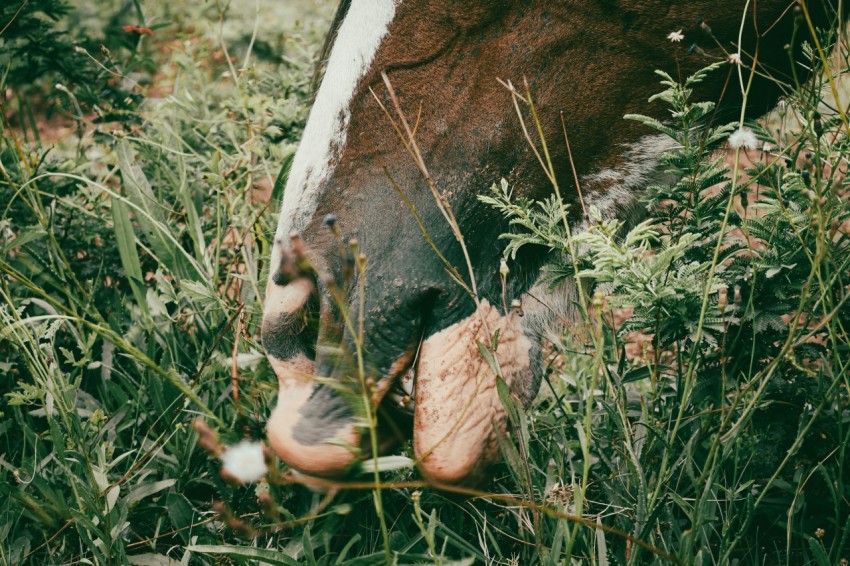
top-left (667, 29), bottom-right (684, 42)
top-left (221, 440), bottom-right (268, 483)
top-left (729, 127), bottom-right (758, 150)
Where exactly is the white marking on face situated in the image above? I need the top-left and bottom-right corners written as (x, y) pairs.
top-left (264, 277), bottom-right (315, 319)
top-left (270, 0), bottom-right (400, 274)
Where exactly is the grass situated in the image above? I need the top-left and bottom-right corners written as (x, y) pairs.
top-left (1, 1), bottom-right (849, 564)
top-left (1, 1), bottom-right (332, 563)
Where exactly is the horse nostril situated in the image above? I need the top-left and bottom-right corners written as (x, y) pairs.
top-left (270, 234), bottom-right (317, 287)
top-left (261, 307), bottom-right (318, 362)
top-left (262, 270), bottom-right (320, 364)
top-left (264, 228), bottom-right (366, 370)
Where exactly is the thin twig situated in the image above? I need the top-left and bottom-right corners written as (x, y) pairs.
top-left (0, 0), bottom-right (29, 37)
top-left (560, 111), bottom-right (588, 219)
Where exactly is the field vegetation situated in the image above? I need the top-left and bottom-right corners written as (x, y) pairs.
top-left (1, 1), bottom-right (848, 564)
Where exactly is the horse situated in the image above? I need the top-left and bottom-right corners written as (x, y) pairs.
top-left (261, 0), bottom-right (841, 485)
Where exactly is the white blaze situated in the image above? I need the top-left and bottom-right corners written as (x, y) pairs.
top-left (273, 0), bottom-right (400, 253)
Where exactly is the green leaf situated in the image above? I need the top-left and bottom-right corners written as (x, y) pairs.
top-left (1, 226), bottom-right (46, 254)
top-left (302, 523), bottom-right (317, 566)
top-left (125, 479), bottom-right (176, 507)
top-left (495, 424), bottom-right (526, 491)
top-left (334, 534), bottom-right (362, 564)
top-left (187, 545), bottom-right (299, 566)
top-left (116, 140), bottom-right (205, 280)
top-left (127, 554), bottom-right (176, 566)
top-left (805, 536), bottom-right (831, 566)
top-left (166, 493), bottom-right (195, 543)
top-left (358, 455), bottom-right (414, 473)
top-left (178, 279), bottom-right (219, 306)
top-left (495, 375), bottom-right (519, 429)
top-left (271, 152), bottom-right (294, 204)
top-left (623, 113), bottom-right (676, 138)
top-left (621, 365), bottom-right (652, 384)
top-left (112, 196), bottom-right (150, 321)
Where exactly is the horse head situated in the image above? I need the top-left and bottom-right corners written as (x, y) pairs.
top-left (262, 0), bottom-right (839, 485)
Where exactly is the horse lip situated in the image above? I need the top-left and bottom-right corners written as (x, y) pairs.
top-left (412, 299), bottom-right (533, 484)
top-left (266, 315), bottom-right (424, 476)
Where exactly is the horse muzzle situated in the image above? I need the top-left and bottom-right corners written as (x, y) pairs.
top-left (261, 233), bottom-right (537, 485)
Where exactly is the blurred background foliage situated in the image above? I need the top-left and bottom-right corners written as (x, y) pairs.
top-left (1, 1), bottom-right (341, 563)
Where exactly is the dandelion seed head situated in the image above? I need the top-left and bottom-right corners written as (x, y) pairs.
top-left (729, 127), bottom-right (758, 150)
top-left (220, 440), bottom-right (268, 483)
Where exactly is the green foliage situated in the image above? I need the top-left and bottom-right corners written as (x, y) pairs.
top-left (0, 0), bottom-right (149, 124)
top-left (1, 0), bottom-right (78, 88)
top-left (0, 1), bottom-right (329, 563)
top-left (482, 58), bottom-right (850, 563)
